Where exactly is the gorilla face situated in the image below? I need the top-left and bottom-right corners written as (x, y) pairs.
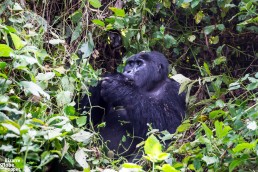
top-left (123, 51), bottom-right (169, 91)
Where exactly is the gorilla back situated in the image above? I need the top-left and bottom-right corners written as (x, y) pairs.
top-left (80, 51), bottom-right (186, 159)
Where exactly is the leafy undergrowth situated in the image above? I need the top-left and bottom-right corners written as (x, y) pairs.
top-left (0, 0), bottom-right (257, 172)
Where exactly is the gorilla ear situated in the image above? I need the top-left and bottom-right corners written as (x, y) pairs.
top-left (158, 64), bottom-right (164, 73)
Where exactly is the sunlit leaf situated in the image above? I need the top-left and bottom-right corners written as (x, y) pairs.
top-left (89, 0), bottom-right (101, 8)
top-left (233, 142), bottom-right (255, 152)
top-left (176, 123), bottom-right (191, 132)
top-left (71, 130), bottom-right (92, 144)
top-left (0, 44), bottom-right (14, 57)
top-left (194, 11), bottom-right (204, 24)
top-left (201, 123), bottom-right (213, 139)
top-left (56, 91), bottom-right (72, 106)
top-left (0, 62), bottom-right (7, 69)
top-left (36, 72), bottom-right (55, 81)
top-left (92, 19), bottom-right (105, 27)
top-left (161, 164), bottom-right (179, 172)
top-left (202, 156), bottom-right (218, 165)
top-left (79, 32), bottom-right (94, 58)
top-left (109, 7), bottom-right (125, 17)
top-left (10, 33), bottom-right (26, 50)
top-left (214, 120), bottom-right (231, 139)
top-left (229, 157), bottom-right (248, 172)
top-left (209, 36), bottom-right (219, 44)
top-left (188, 35), bottom-right (196, 42)
top-left (20, 81), bottom-right (50, 100)
top-left (247, 121), bottom-right (257, 130)
top-left (144, 135), bottom-right (162, 156)
top-left (76, 116), bottom-right (87, 127)
top-left (48, 39), bottom-right (65, 45)
top-left (75, 148), bottom-right (90, 171)
top-left (1, 123), bottom-right (20, 135)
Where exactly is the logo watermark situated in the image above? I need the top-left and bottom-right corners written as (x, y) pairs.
top-left (0, 158), bottom-right (19, 171)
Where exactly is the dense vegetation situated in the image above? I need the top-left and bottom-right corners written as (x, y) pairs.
top-left (0, 0), bottom-right (257, 171)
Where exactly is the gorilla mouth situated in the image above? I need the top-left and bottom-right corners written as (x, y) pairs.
top-left (124, 76), bottom-right (134, 83)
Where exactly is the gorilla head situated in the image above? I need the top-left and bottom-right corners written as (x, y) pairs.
top-left (123, 51), bottom-right (169, 91)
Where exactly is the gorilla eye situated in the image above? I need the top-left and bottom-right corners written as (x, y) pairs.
top-left (136, 60), bottom-right (143, 66)
top-left (128, 61), bottom-right (134, 66)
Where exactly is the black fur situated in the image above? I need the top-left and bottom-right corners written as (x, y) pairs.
top-left (80, 51), bottom-right (186, 159)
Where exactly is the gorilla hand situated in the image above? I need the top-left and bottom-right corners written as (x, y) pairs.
top-left (101, 74), bottom-right (133, 103)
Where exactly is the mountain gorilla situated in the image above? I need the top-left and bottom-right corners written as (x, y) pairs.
top-left (80, 51), bottom-right (186, 160)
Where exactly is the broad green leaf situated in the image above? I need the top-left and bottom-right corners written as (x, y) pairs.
top-left (122, 163), bottom-right (142, 169)
top-left (40, 152), bottom-right (58, 168)
top-left (44, 128), bottom-right (62, 140)
top-left (176, 123), bottom-right (191, 132)
top-left (194, 11), bottom-right (204, 24)
top-left (0, 62), bottom-right (7, 69)
top-left (75, 149), bottom-right (90, 172)
top-left (247, 121), bottom-right (257, 130)
top-left (209, 109), bottom-right (225, 119)
top-left (13, 3), bottom-right (23, 11)
top-left (202, 156), bottom-right (218, 165)
top-left (46, 116), bottom-right (69, 126)
top-left (163, 0), bottom-right (171, 8)
top-left (191, 0), bottom-right (200, 8)
top-left (213, 56), bottom-right (226, 66)
top-left (92, 19), bottom-right (105, 27)
top-left (56, 91), bottom-right (72, 106)
top-left (217, 24), bottom-right (225, 31)
top-left (10, 33), bottom-right (25, 50)
top-left (13, 157), bottom-right (24, 169)
top-left (61, 76), bottom-right (75, 93)
top-left (228, 82), bottom-right (240, 90)
top-left (157, 153), bottom-right (170, 161)
top-left (76, 116), bottom-right (87, 127)
top-left (89, 0), bottom-right (101, 8)
top-left (36, 72), bottom-right (55, 81)
top-left (161, 164), bottom-right (178, 172)
top-left (0, 44), bottom-right (14, 57)
top-left (20, 81), bottom-right (50, 99)
top-left (71, 22), bottom-right (82, 43)
top-left (70, 10), bottom-right (82, 23)
top-left (1, 123), bottom-right (20, 135)
top-left (214, 120), bottom-right (231, 139)
top-left (255, 72), bottom-right (258, 78)
top-left (109, 7), bottom-right (125, 17)
top-left (201, 123), bottom-right (213, 139)
top-left (164, 34), bottom-right (177, 48)
top-left (144, 135), bottom-right (162, 155)
top-left (181, 3), bottom-right (190, 8)
top-left (204, 25), bottom-right (215, 35)
top-left (188, 35), bottom-right (196, 42)
top-left (171, 74), bottom-right (191, 84)
top-left (246, 82), bottom-right (258, 91)
top-left (64, 105), bottom-right (76, 116)
top-left (229, 157), bottom-right (248, 172)
top-left (203, 62), bottom-right (211, 75)
top-left (0, 145), bottom-right (16, 152)
top-left (209, 36), bottom-right (219, 44)
top-left (48, 39), bottom-right (65, 45)
top-left (233, 142), bottom-right (255, 152)
top-left (79, 33), bottom-right (94, 58)
top-left (71, 130), bottom-right (92, 144)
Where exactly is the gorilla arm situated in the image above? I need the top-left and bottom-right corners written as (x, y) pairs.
top-left (101, 75), bottom-right (186, 138)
